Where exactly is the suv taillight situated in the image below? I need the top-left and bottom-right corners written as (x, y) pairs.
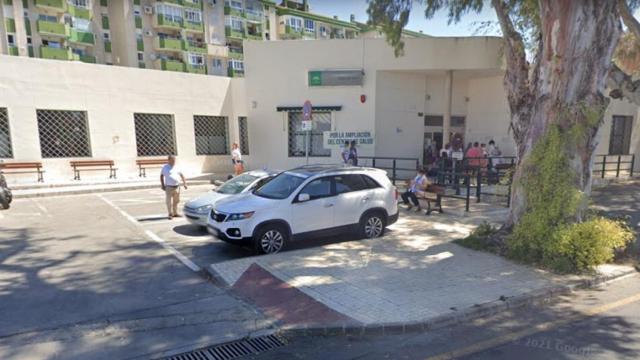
top-left (394, 187), bottom-right (399, 200)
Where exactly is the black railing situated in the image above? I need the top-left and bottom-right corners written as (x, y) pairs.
top-left (359, 156), bottom-right (420, 185)
top-left (593, 154), bottom-right (635, 178)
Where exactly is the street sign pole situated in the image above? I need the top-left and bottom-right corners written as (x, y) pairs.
top-left (302, 100), bottom-right (312, 165)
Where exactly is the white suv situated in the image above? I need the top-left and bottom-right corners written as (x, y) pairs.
top-left (207, 165), bottom-right (399, 254)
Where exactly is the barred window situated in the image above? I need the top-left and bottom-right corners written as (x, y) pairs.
top-left (288, 111), bottom-right (331, 157)
top-left (194, 115), bottom-right (229, 155)
top-left (0, 108), bottom-right (12, 158)
top-left (37, 110), bottom-right (91, 158)
top-left (238, 116), bottom-right (249, 155)
top-left (134, 113), bottom-right (177, 157)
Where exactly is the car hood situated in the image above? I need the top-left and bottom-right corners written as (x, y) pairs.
top-left (185, 191), bottom-right (230, 209)
top-left (214, 193), bottom-right (278, 213)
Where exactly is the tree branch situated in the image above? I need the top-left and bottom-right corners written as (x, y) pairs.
top-left (618, 0), bottom-right (640, 41)
top-left (608, 63), bottom-right (640, 104)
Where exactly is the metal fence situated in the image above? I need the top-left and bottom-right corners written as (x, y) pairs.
top-left (593, 154), bottom-right (635, 178)
top-left (194, 115), bottom-right (229, 155)
top-left (0, 108), bottom-right (12, 158)
top-left (134, 113), bottom-right (176, 157)
top-left (359, 156), bottom-right (420, 185)
top-left (36, 110), bottom-right (91, 158)
top-left (238, 116), bottom-right (249, 155)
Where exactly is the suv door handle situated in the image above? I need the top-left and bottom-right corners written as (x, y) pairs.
top-left (324, 203), bottom-right (334, 208)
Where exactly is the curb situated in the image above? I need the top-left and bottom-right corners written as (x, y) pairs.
top-left (274, 267), bottom-right (638, 338)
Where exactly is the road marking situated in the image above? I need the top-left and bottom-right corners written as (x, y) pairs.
top-left (32, 199), bottom-right (52, 217)
top-left (425, 291), bottom-right (640, 360)
top-left (145, 230), bottom-right (200, 272)
top-left (97, 194), bottom-right (200, 273)
top-left (0, 211), bottom-right (4, 219)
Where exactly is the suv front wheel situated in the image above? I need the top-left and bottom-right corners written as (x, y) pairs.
top-left (359, 212), bottom-right (386, 239)
top-left (254, 224), bottom-right (288, 254)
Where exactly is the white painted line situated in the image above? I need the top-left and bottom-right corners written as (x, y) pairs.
top-left (0, 211), bottom-right (4, 219)
top-left (145, 230), bottom-right (201, 272)
top-left (96, 194), bottom-right (138, 225)
top-left (32, 199), bottom-right (52, 217)
top-left (136, 214), bottom-right (172, 221)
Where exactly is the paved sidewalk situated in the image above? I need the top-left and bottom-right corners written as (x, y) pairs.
top-left (209, 208), bottom-right (634, 330)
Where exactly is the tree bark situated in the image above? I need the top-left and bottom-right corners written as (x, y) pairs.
top-left (498, 0), bottom-right (622, 227)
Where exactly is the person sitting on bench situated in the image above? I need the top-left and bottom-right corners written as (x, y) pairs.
top-left (402, 167), bottom-right (429, 211)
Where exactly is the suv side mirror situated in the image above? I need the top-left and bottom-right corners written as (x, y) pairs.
top-left (297, 193), bottom-right (311, 202)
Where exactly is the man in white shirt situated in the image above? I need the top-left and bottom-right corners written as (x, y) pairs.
top-left (231, 143), bottom-right (244, 175)
top-left (160, 155), bottom-right (188, 219)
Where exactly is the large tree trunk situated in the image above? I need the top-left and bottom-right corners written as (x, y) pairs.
top-left (501, 0), bottom-right (622, 227)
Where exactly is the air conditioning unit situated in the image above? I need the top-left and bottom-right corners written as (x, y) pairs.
top-left (143, 6), bottom-right (153, 15)
top-left (144, 29), bottom-right (153, 37)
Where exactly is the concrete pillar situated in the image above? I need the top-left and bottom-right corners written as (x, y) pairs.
top-left (12, 0), bottom-right (29, 57)
top-left (0, 5), bottom-right (8, 54)
top-left (443, 70), bottom-right (453, 145)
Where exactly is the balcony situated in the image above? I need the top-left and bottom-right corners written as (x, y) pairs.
top-left (72, 53), bottom-right (96, 63)
top-left (244, 9), bottom-right (263, 22)
top-left (36, 20), bottom-right (69, 37)
top-left (283, 25), bottom-right (302, 39)
top-left (68, 5), bottom-right (92, 20)
top-left (39, 46), bottom-right (71, 60)
top-left (207, 44), bottom-right (229, 58)
top-left (35, 0), bottom-right (66, 12)
top-left (246, 33), bottom-right (262, 40)
top-left (137, 39), bottom-right (144, 51)
top-left (227, 67), bottom-right (244, 78)
top-left (185, 41), bottom-right (207, 54)
top-left (162, 0), bottom-right (183, 5)
top-left (8, 46), bottom-right (19, 56)
top-left (5, 18), bottom-right (16, 33)
top-left (182, 0), bottom-right (201, 9)
top-left (184, 21), bottom-right (204, 32)
top-left (225, 26), bottom-right (245, 39)
top-left (69, 29), bottom-right (95, 46)
top-left (228, 50), bottom-right (243, 60)
top-left (104, 40), bottom-right (112, 52)
top-left (135, 16), bottom-right (142, 29)
top-left (224, 6), bottom-right (244, 17)
top-left (186, 63), bottom-right (206, 74)
top-left (155, 59), bottom-right (186, 72)
top-left (155, 37), bottom-right (184, 51)
top-left (155, 14), bottom-right (183, 29)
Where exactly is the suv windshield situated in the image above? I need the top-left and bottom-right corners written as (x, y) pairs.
top-left (253, 172), bottom-right (307, 199)
top-left (216, 174), bottom-right (259, 195)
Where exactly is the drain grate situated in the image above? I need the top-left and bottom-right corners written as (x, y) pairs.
top-left (163, 334), bottom-right (287, 360)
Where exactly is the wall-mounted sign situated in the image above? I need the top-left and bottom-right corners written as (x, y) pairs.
top-left (323, 131), bottom-right (375, 149)
top-left (308, 69), bottom-right (364, 87)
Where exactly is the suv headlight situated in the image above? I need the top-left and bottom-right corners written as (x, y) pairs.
top-left (226, 211), bottom-right (255, 221)
top-left (196, 204), bottom-right (213, 213)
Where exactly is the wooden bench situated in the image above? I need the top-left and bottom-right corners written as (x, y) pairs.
top-left (0, 162), bottom-right (45, 182)
top-left (416, 184), bottom-right (445, 215)
top-left (136, 159), bottom-right (167, 177)
top-left (70, 160), bottom-right (117, 180)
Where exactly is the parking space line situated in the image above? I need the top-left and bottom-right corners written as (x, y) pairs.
top-left (97, 193), bottom-right (201, 273)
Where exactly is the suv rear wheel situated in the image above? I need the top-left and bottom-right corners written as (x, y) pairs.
top-left (254, 224), bottom-right (288, 254)
top-left (359, 212), bottom-right (386, 239)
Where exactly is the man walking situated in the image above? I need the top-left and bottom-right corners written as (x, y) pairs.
top-left (160, 155), bottom-right (188, 219)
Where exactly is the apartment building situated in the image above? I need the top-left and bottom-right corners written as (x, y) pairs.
top-left (1, 0), bottom-right (429, 77)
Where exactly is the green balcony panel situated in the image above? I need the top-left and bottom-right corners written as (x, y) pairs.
top-left (227, 67), bottom-right (244, 78)
top-left (225, 26), bottom-right (245, 39)
top-left (183, 0), bottom-right (201, 9)
top-left (184, 21), bottom-right (203, 32)
top-left (5, 18), bottom-right (16, 33)
top-left (245, 11), bottom-right (262, 22)
top-left (162, 0), bottom-right (183, 5)
top-left (37, 20), bottom-right (69, 37)
top-left (24, 18), bottom-right (32, 36)
top-left (185, 42), bottom-right (206, 54)
top-left (228, 51), bottom-right (243, 60)
top-left (157, 37), bottom-right (184, 51)
top-left (35, 0), bottom-right (66, 11)
top-left (79, 54), bottom-right (96, 63)
top-left (104, 40), bottom-right (111, 52)
top-left (186, 64), bottom-right (206, 74)
top-left (3, 0), bottom-right (12, 4)
top-left (161, 59), bottom-right (186, 72)
top-left (137, 39), bottom-right (144, 51)
top-left (28, 46), bottom-right (34, 57)
top-left (135, 16), bottom-right (142, 29)
top-left (156, 14), bottom-right (182, 29)
top-left (100, 0), bottom-right (108, 6)
top-left (133, 0), bottom-right (139, 5)
top-left (246, 33), bottom-right (262, 40)
top-left (224, 6), bottom-right (244, 17)
top-left (138, 61), bottom-right (145, 68)
top-left (101, 15), bottom-right (109, 29)
top-left (8, 46), bottom-right (19, 56)
top-left (23, 0), bottom-right (28, 7)
top-left (68, 5), bottom-right (91, 20)
top-left (69, 29), bottom-right (95, 45)
top-left (40, 46), bottom-right (71, 60)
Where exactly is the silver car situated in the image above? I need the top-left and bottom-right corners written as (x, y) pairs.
top-left (183, 170), bottom-right (277, 227)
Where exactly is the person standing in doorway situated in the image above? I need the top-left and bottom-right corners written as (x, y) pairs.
top-left (231, 143), bottom-right (244, 175)
top-left (341, 140), bottom-right (350, 164)
top-left (160, 155), bottom-right (188, 220)
top-left (348, 140), bottom-right (359, 166)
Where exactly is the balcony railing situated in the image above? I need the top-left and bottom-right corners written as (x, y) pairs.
top-left (283, 25), bottom-right (302, 39)
top-left (104, 40), bottom-right (112, 52)
top-left (244, 9), bottom-right (263, 22)
top-left (207, 43), bottom-right (229, 57)
top-left (8, 46), bottom-right (19, 56)
top-left (246, 33), bottom-right (263, 40)
top-left (162, 0), bottom-right (183, 5)
top-left (156, 59), bottom-right (186, 72)
top-left (225, 26), bottom-right (245, 39)
top-left (227, 67), bottom-right (244, 78)
top-left (228, 50), bottom-right (243, 60)
top-left (40, 46), bottom-right (71, 60)
top-left (137, 39), bottom-right (144, 51)
top-left (183, 0), bottom-right (201, 9)
top-left (184, 21), bottom-right (204, 32)
top-left (155, 37), bottom-right (185, 51)
top-left (155, 14), bottom-right (183, 29)
top-left (186, 63), bottom-right (207, 74)
top-left (68, 5), bottom-right (92, 20)
top-left (224, 6), bottom-right (244, 17)
top-left (185, 41), bottom-right (207, 54)
top-left (35, 0), bottom-right (66, 11)
top-left (72, 53), bottom-right (96, 63)
top-left (37, 20), bottom-right (69, 37)
top-left (69, 29), bottom-right (95, 45)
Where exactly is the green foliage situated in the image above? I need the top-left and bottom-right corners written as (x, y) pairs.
top-left (456, 222), bottom-right (499, 252)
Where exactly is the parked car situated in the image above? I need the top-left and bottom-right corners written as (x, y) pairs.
top-left (207, 165), bottom-right (399, 254)
top-left (183, 170), bottom-right (277, 227)
top-left (0, 171), bottom-right (11, 210)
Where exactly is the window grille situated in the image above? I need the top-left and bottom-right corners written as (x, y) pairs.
top-left (288, 111), bottom-right (331, 157)
top-left (0, 108), bottom-right (12, 158)
top-left (194, 115), bottom-right (229, 155)
top-left (37, 110), bottom-right (91, 158)
top-left (609, 115), bottom-right (633, 155)
top-left (134, 113), bottom-right (176, 157)
top-left (238, 116), bottom-right (249, 155)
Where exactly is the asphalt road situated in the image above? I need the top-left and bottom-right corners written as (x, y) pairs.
top-left (254, 273), bottom-right (640, 360)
